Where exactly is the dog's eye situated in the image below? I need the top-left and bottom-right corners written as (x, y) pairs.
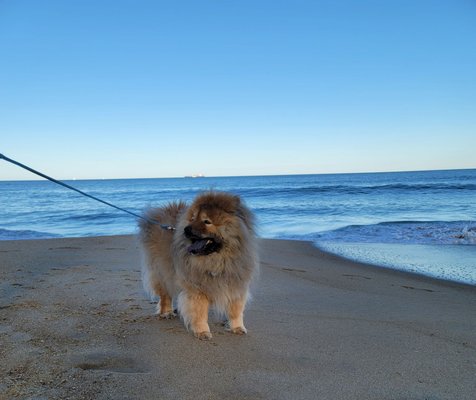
top-left (203, 219), bottom-right (212, 225)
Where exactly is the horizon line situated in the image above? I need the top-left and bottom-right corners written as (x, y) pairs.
top-left (1, 166), bottom-right (475, 183)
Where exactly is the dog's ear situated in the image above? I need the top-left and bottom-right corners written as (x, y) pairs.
top-left (233, 196), bottom-right (255, 232)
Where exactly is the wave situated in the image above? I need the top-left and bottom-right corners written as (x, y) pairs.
top-left (0, 228), bottom-right (60, 240)
top-left (314, 221), bottom-right (476, 245)
top-left (363, 183), bottom-right (476, 191)
top-left (47, 211), bottom-right (139, 225)
top-left (243, 183), bottom-right (476, 198)
top-left (296, 183), bottom-right (476, 194)
top-left (56, 212), bottom-right (121, 222)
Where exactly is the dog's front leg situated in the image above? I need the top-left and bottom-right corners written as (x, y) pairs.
top-left (226, 295), bottom-right (248, 335)
top-left (179, 290), bottom-right (211, 340)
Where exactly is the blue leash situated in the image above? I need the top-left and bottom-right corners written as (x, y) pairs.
top-left (0, 153), bottom-right (175, 231)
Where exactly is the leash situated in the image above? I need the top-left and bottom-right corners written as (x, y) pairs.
top-left (0, 153), bottom-right (175, 231)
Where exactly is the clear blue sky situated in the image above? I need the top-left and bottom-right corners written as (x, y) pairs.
top-left (1, 0), bottom-right (475, 180)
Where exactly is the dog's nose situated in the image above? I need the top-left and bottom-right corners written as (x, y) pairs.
top-left (184, 225), bottom-right (193, 237)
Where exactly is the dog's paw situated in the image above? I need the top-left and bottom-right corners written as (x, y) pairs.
top-left (194, 331), bottom-right (213, 340)
top-left (223, 320), bottom-right (248, 335)
top-left (230, 326), bottom-right (247, 335)
top-left (157, 311), bottom-right (177, 320)
top-left (224, 324), bottom-right (248, 335)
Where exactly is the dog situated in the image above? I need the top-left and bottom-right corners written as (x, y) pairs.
top-left (138, 191), bottom-right (258, 340)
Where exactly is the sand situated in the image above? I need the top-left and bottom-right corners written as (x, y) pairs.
top-left (0, 235), bottom-right (475, 400)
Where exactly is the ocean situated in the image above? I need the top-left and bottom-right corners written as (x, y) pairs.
top-left (1, 169), bottom-right (475, 285)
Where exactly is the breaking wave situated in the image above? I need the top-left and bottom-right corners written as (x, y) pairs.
top-left (0, 228), bottom-right (60, 240)
top-left (314, 221), bottom-right (476, 245)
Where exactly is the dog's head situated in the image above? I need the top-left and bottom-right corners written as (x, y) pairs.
top-left (183, 192), bottom-right (254, 256)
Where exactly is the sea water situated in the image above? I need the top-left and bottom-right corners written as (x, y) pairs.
top-left (1, 169), bottom-right (475, 285)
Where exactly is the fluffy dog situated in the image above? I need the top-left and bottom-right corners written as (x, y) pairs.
top-left (138, 191), bottom-right (258, 340)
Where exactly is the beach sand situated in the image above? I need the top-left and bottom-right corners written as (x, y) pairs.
top-left (1, 236), bottom-right (475, 400)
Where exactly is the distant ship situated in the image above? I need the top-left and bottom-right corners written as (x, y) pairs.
top-left (184, 174), bottom-right (205, 178)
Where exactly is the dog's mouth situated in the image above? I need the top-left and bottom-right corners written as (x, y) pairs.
top-left (187, 236), bottom-right (221, 256)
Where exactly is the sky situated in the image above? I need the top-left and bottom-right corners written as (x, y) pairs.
top-left (1, 0), bottom-right (475, 180)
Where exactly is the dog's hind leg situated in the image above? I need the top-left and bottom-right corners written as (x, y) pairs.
top-left (152, 281), bottom-right (175, 319)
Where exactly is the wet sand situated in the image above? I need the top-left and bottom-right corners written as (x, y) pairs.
top-left (1, 235), bottom-right (475, 399)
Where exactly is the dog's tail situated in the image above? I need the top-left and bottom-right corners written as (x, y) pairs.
top-left (138, 201), bottom-right (187, 299)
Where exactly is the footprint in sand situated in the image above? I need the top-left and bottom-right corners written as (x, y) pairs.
top-left (72, 352), bottom-right (149, 373)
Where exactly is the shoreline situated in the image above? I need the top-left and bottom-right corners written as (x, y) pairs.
top-left (1, 235), bottom-right (475, 399)
top-left (314, 241), bottom-right (476, 289)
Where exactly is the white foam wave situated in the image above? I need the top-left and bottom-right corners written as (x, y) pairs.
top-left (316, 242), bottom-right (476, 285)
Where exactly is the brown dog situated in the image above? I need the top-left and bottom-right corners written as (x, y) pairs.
top-left (138, 191), bottom-right (258, 339)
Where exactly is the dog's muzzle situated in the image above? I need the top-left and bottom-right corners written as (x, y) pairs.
top-left (184, 227), bottom-right (222, 256)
